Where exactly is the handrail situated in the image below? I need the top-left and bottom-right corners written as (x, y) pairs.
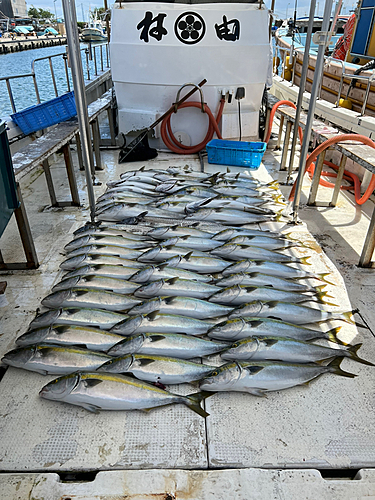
top-left (0, 42), bottom-right (110, 114)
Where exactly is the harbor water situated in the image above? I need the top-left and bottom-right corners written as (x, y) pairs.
top-left (0, 43), bottom-right (108, 119)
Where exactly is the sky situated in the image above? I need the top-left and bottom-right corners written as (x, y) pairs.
top-left (26, 0), bottom-right (357, 24)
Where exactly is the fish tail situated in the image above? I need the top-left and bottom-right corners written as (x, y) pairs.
top-left (298, 256), bottom-right (311, 265)
top-left (316, 292), bottom-right (338, 307)
top-left (267, 180), bottom-right (280, 189)
top-left (184, 391), bottom-right (213, 418)
top-left (316, 273), bottom-right (336, 286)
top-left (347, 343), bottom-right (375, 366)
top-left (273, 194), bottom-right (286, 205)
top-left (328, 357), bottom-right (357, 378)
top-left (325, 326), bottom-right (347, 346)
top-left (314, 284), bottom-right (327, 292)
top-left (300, 242), bottom-right (317, 250)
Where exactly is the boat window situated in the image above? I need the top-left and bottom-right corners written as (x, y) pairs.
top-left (351, 0), bottom-right (375, 57)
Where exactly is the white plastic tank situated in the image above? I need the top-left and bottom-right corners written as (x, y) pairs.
top-left (110, 1), bottom-right (271, 148)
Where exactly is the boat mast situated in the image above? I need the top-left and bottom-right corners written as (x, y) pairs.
top-left (62, 0), bottom-right (96, 222)
top-left (291, 0), bottom-right (335, 222)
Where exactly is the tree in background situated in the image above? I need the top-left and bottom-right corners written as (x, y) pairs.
top-left (28, 6), bottom-right (55, 19)
top-left (93, 7), bottom-right (106, 18)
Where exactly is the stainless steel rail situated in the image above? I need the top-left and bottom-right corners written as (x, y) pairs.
top-left (0, 42), bottom-right (110, 113)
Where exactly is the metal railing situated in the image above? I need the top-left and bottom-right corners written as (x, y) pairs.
top-left (1, 42), bottom-right (110, 114)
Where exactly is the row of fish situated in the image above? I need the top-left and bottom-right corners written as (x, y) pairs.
top-left (3, 166), bottom-right (371, 417)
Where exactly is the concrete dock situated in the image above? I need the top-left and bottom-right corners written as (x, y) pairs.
top-left (0, 35), bottom-right (68, 54)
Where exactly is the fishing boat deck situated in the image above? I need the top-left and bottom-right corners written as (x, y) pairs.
top-left (1, 132), bottom-right (375, 497)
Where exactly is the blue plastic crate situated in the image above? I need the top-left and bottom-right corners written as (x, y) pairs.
top-left (206, 139), bottom-right (267, 169)
top-left (11, 91), bottom-right (77, 135)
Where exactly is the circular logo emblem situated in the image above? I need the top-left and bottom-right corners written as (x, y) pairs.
top-left (174, 12), bottom-right (206, 45)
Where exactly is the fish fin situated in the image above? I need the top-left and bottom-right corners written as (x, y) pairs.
top-left (149, 335), bottom-right (167, 342)
top-left (324, 327), bottom-right (347, 346)
top-left (262, 338), bottom-right (278, 347)
top-left (184, 251), bottom-right (193, 261)
top-left (347, 343), bottom-right (375, 366)
top-left (140, 408), bottom-right (153, 413)
top-left (146, 311), bottom-right (159, 321)
top-left (180, 235), bottom-right (190, 240)
top-left (166, 277), bottom-right (179, 285)
top-left (249, 388), bottom-right (267, 397)
top-left (84, 379), bottom-right (103, 388)
top-left (137, 358), bottom-right (156, 366)
top-left (245, 286), bottom-right (256, 293)
top-left (74, 290), bottom-right (90, 297)
top-left (298, 256), bottom-right (311, 265)
top-left (140, 166), bottom-right (145, 171)
top-left (163, 297), bottom-right (176, 305)
top-left (273, 194), bottom-right (286, 205)
top-left (328, 357), bottom-right (357, 378)
top-left (300, 242), bottom-right (317, 250)
top-left (314, 285), bottom-right (327, 292)
top-left (184, 391), bottom-right (213, 418)
top-left (80, 403), bottom-right (101, 413)
top-left (315, 273), bottom-right (335, 285)
top-left (244, 365), bottom-right (264, 375)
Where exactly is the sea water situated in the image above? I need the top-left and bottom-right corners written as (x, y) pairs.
top-left (0, 43), bottom-right (108, 119)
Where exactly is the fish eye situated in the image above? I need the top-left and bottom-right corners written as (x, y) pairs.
top-left (211, 370), bottom-right (218, 376)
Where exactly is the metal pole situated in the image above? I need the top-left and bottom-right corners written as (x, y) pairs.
top-left (291, 0), bottom-right (334, 223)
top-left (61, 0), bottom-right (96, 222)
top-left (286, 0), bottom-right (317, 181)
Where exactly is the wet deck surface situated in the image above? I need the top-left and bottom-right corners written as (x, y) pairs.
top-left (1, 132), bottom-right (375, 481)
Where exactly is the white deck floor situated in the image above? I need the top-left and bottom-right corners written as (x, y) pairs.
top-left (1, 132), bottom-right (375, 497)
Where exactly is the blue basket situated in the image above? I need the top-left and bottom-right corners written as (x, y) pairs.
top-left (11, 91), bottom-right (77, 135)
top-left (206, 139), bottom-right (267, 169)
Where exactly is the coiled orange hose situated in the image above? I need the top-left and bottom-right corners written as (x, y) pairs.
top-left (265, 101), bottom-right (375, 205)
top-left (161, 99), bottom-right (225, 154)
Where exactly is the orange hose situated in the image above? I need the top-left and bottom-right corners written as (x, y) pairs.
top-left (161, 99), bottom-right (225, 154)
top-left (288, 134), bottom-right (375, 204)
top-left (265, 100), bottom-right (303, 144)
top-left (265, 101), bottom-right (375, 205)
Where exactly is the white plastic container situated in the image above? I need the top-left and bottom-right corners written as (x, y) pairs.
top-left (110, 2), bottom-right (270, 148)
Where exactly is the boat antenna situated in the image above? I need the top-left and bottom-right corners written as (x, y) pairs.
top-left (290, 0), bottom-right (335, 222)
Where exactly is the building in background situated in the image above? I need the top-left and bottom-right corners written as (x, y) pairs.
top-left (0, 0), bottom-right (28, 18)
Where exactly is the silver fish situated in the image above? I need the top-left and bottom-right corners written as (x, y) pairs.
top-left (39, 372), bottom-right (210, 416)
top-left (29, 307), bottom-right (127, 330)
top-left (147, 224), bottom-right (214, 240)
top-left (221, 336), bottom-right (374, 365)
top-left (167, 253), bottom-right (231, 274)
top-left (134, 278), bottom-right (220, 299)
top-left (65, 245), bottom-right (145, 261)
top-left (107, 332), bottom-right (228, 358)
top-left (229, 300), bottom-right (355, 325)
top-left (222, 260), bottom-right (330, 281)
top-left (97, 203), bottom-right (183, 222)
top-left (169, 236), bottom-right (223, 251)
top-left (185, 198), bottom-right (276, 215)
top-left (185, 208), bottom-right (273, 226)
top-left (208, 285), bottom-right (329, 306)
top-left (137, 246), bottom-right (206, 263)
top-left (65, 235), bottom-right (152, 252)
top-left (215, 273), bottom-right (322, 293)
top-left (130, 263), bottom-right (213, 283)
top-left (98, 353), bottom-right (217, 385)
top-left (208, 317), bottom-right (343, 343)
top-left (128, 296), bottom-right (233, 320)
top-left (228, 235), bottom-right (297, 250)
top-left (60, 254), bottom-right (144, 271)
top-left (16, 325), bottom-right (126, 351)
top-left (212, 228), bottom-right (284, 242)
top-left (2, 344), bottom-right (112, 375)
top-left (211, 244), bottom-right (310, 264)
top-left (110, 312), bottom-right (212, 336)
top-left (200, 358), bottom-right (356, 395)
top-left (41, 288), bottom-right (141, 312)
top-left (52, 276), bottom-right (140, 295)
top-left (62, 264), bottom-right (143, 281)
top-left (73, 225), bottom-right (149, 240)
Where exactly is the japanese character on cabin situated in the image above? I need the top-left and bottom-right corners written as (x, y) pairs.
top-left (215, 15), bottom-right (240, 41)
top-left (137, 12), bottom-right (168, 42)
